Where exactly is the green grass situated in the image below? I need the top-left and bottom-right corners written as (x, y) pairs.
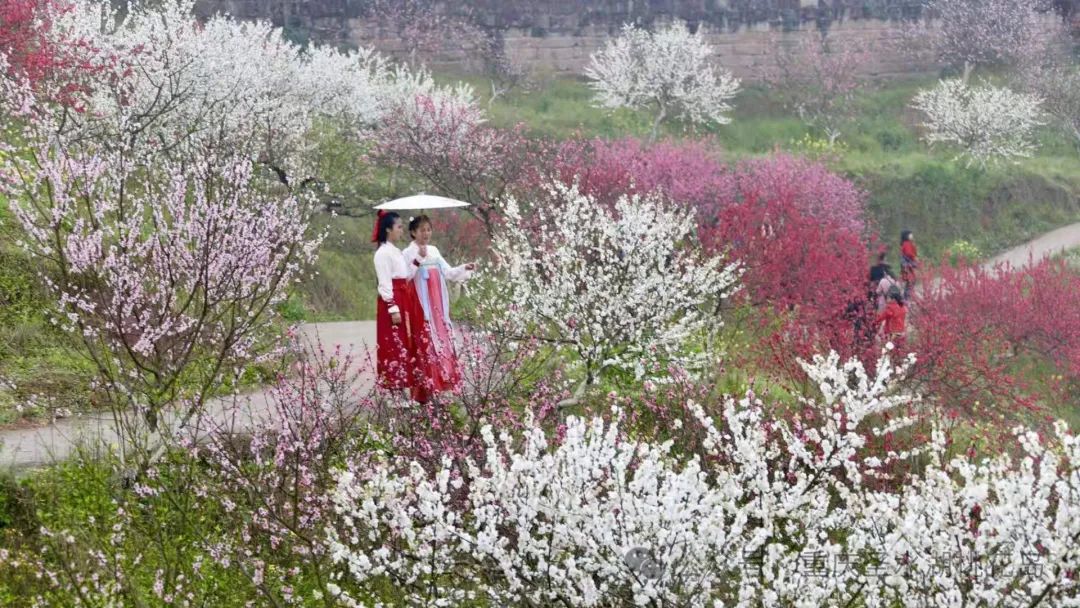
top-left (300, 215), bottom-right (380, 321)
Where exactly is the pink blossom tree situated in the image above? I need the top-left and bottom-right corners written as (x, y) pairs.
top-left (361, 0), bottom-right (482, 68)
top-left (374, 89), bottom-right (543, 236)
top-left (0, 0), bottom-right (341, 463)
top-left (920, 0), bottom-right (1049, 82)
top-left (549, 137), bottom-right (729, 212)
top-left (766, 33), bottom-right (869, 144)
top-left (0, 134), bottom-right (321, 463)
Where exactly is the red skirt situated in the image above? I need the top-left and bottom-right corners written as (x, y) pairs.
top-left (376, 278), bottom-right (431, 403)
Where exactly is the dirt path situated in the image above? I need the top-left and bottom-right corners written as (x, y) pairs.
top-left (0, 321), bottom-right (377, 471)
top-left (984, 222), bottom-right (1080, 269)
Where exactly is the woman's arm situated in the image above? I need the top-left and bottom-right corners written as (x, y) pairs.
top-left (432, 246), bottom-right (474, 282)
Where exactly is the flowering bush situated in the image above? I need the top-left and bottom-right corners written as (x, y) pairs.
top-left (489, 181), bottom-right (739, 384)
top-left (585, 22), bottom-right (740, 141)
top-left (912, 78), bottom-right (1045, 166)
top-left (911, 259), bottom-right (1080, 418)
top-left (943, 239), bottom-right (983, 265)
top-left (326, 348), bottom-right (1080, 607)
top-left (699, 154), bottom-right (871, 371)
top-left (549, 137), bottom-right (729, 212)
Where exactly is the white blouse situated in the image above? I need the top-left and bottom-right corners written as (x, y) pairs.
top-left (373, 242), bottom-right (417, 314)
top-left (401, 242), bottom-right (473, 283)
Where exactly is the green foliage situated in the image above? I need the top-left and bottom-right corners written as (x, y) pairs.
top-left (0, 202), bottom-right (96, 425)
top-left (302, 215), bottom-right (379, 321)
top-left (943, 239), bottom-right (983, 264)
top-left (787, 132), bottom-right (849, 159)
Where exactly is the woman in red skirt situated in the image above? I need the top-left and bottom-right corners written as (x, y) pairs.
top-left (373, 210), bottom-right (432, 404)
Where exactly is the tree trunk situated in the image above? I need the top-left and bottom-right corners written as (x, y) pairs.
top-left (649, 104), bottom-right (667, 144)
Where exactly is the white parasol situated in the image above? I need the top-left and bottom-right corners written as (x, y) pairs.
top-left (374, 194), bottom-right (471, 211)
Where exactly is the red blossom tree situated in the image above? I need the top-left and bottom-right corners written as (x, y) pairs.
top-left (910, 258), bottom-right (1080, 420)
top-left (0, 0), bottom-right (65, 83)
top-left (703, 155), bottom-right (872, 372)
top-left (0, 0), bottom-right (108, 100)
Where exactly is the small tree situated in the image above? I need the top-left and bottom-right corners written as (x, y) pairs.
top-left (911, 78), bottom-right (1044, 166)
top-left (489, 181), bottom-right (739, 389)
top-left (1030, 64), bottom-right (1080, 151)
top-left (699, 154), bottom-right (871, 372)
top-left (1, 137), bottom-right (321, 464)
top-left (375, 88), bottom-right (542, 236)
top-left (1016, 26), bottom-right (1080, 152)
top-left (767, 33), bottom-right (869, 144)
top-left (585, 22), bottom-right (741, 142)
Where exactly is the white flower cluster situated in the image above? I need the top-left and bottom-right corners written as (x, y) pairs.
top-left (38, 0), bottom-right (472, 175)
top-left (326, 349), bottom-right (1080, 607)
top-left (490, 181), bottom-right (739, 381)
top-left (585, 22), bottom-right (740, 137)
top-left (911, 78), bottom-right (1044, 166)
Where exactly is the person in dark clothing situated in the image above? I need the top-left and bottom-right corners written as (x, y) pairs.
top-left (844, 296), bottom-right (875, 348)
top-left (869, 247), bottom-right (890, 284)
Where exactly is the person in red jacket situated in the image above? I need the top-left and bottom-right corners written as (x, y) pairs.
top-left (876, 289), bottom-right (907, 346)
top-left (900, 230), bottom-right (918, 300)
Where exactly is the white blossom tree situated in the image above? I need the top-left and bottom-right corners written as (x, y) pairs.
top-left (851, 420), bottom-right (1080, 607)
top-left (488, 182), bottom-right (739, 389)
top-left (39, 0), bottom-right (470, 185)
top-left (911, 78), bottom-right (1045, 166)
top-left (325, 347), bottom-right (1080, 607)
top-left (584, 22), bottom-right (741, 141)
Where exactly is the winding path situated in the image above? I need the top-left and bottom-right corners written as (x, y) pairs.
top-left (0, 321), bottom-right (377, 471)
top-left (5, 222), bottom-right (1080, 471)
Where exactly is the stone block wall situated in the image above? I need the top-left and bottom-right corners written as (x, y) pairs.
top-left (194, 0), bottom-right (1064, 82)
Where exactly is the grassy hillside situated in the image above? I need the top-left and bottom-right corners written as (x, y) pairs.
top-left (300, 75), bottom-right (1080, 320)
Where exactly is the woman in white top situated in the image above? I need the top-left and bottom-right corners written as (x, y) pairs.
top-left (402, 215), bottom-right (477, 393)
top-left (876, 268), bottom-right (902, 312)
top-left (373, 210), bottom-right (431, 404)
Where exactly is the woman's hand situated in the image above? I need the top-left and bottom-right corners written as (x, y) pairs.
top-left (465, 262), bottom-right (477, 271)
top-left (418, 244), bottom-right (428, 259)
top-left (391, 312), bottom-right (402, 325)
